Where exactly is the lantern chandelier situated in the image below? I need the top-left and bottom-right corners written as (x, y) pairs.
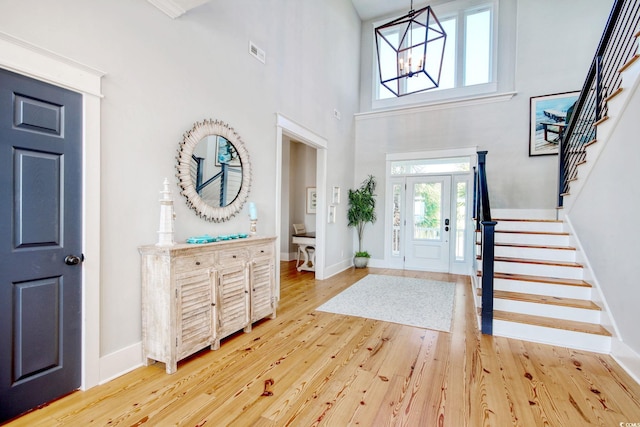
top-left (375, 1), bottom-right (447, 97)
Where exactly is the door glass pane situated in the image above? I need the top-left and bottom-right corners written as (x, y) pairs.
top-left (413, 182), bottom-right (442, 240)
top-left (392, 183), bottom-right (402, 256)
top-left (455, 181), bottom-right (467, 261)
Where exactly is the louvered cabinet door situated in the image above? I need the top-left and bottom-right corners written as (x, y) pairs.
top-left (250, 246), bottom-right (276, 322)
top-left (175, 267), bottom-right (214, 363)
top-left (216, 262), bottom-right (250, 341)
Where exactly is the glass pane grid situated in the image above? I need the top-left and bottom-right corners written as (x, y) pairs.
top-left (391, 156), bottom-right (471, 175)
top-left (413, 182), bottom-right (442, 241)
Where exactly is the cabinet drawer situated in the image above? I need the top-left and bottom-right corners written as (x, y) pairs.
top-left (218, 248), bottom-right (248, 265)
top-left (249, 243), bottom-right (273, 258)
top-left (175, 254), bottom-right (214, 273)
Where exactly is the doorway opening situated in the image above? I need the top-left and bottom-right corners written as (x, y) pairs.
top-left (275, 114), bottom-right (328, 292)
top-left (385, 149), bottom-right (475, 274)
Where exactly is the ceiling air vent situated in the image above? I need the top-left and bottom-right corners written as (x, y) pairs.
top-left (249, 41), bottom-right (266, 64)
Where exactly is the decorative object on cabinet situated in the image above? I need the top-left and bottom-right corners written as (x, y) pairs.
top-left (156, 178), bottom-right (176, 247)
top-left (248, 201), bottom-right (258, 235)
top-left (176, 119), bottom-right (252, 222)
top-left (139, 236), bottom-right (276, 374)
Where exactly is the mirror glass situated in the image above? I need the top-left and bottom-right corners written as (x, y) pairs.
top-left (192, 134), bottom-right (242, 207)
top-left (176, 119), bottom-right (251, 222)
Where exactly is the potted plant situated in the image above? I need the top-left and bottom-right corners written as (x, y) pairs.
top-left (347, 175), bottom-right (377, 268)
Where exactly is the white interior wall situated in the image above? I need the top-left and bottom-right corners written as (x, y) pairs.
top-left (568, 81), bottom-right (640, 356)
top-left (280, 137), bottom-right (291, 259)
top-left (0, 0), bottom-right (360, 371)
top-left (353, 0), bottom-right (613, 260)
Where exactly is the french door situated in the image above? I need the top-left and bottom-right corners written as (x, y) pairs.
top-left (404, 176), bottom-right (452, 271)
top-left (390, 173), bottom-right (471, 273)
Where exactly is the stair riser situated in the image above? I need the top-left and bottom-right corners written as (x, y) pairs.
top-left (493, 278), bottom-right (592, 299)
top-left (494, 261), bottom-right (583, 280)
top-left (495, 221), bottom-right (564, 233)
top-left (493, 299), bottom-right (600, 324)
top-left (493, 246), bottom-right (576, 263)
top-left (494, 232), bottom-right (571, 246)
top-left (492, 320), bottom-right (611, 353)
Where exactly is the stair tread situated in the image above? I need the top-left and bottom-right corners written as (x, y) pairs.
top-left (605, 87), bottom-right (623, 102)
top-left (496, 230), bottom-right (569, 236)
top-left (619, 53), bottom-right (639, 73)
top-left (479, 255), bottom-right (582, 268)
top-left (480, 242), bottom-right (576, 251)
top-left (491, 309), bottom-right (611, 336)
top-left (478, 271), bottom-right (592, 288)
top-left (493, 218), bottom-right (562, 223)
top-left (485, 289), bottom-right (600, 310)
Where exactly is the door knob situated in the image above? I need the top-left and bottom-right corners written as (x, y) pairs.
top-left (64, 254), bottom-right (85, 265)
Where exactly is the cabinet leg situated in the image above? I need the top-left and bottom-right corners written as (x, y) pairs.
top-left (244, 324), bottom-right (252, 333)
top-left (211, 340), bottom-right (220, 350)
top-left (166, 362), bottom-right (177, 375)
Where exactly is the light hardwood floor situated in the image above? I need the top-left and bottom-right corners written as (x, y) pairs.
top-left (6, 263), bottom-right (640, 426)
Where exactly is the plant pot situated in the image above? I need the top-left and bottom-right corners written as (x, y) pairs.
top-left (353, 256), bottom-right (369, 268)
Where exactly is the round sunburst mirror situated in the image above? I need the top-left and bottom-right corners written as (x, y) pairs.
top-left (176, 119), bottom-right (251, 222)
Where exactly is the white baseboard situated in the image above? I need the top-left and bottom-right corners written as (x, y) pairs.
top-left (323, 258), bottom-right (353, 278)
top-left (99, 341), bottom-right (143, 385)
top-left (611, 338), bottom-right (640, 385)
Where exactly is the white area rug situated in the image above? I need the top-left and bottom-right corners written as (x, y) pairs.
top-left (316, 274), bottom-right (456, 332)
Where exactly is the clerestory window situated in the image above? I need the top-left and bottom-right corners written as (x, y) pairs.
top-left (373, 0), bottom-right (498, 108)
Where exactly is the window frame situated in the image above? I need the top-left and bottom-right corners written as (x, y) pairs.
top-left (372, 0), bottom-right (498, 110)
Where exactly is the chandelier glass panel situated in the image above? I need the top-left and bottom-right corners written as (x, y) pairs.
top-left (375, 4), bottom-right (446, 97)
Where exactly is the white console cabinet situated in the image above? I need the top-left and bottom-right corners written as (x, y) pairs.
top-left (139, 236), bottom-right (276, 374)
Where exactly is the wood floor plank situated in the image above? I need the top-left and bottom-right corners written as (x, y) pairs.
top-left (6, 262), bottom-right (640, 426)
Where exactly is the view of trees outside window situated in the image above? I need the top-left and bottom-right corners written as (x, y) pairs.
top-left (456, 181), bottom-right (467, 261)
top-left (413, 182), bottom-right (442, 240)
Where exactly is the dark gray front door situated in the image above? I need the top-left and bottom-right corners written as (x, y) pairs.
top-left (0, 68), bottom-right (83, 422)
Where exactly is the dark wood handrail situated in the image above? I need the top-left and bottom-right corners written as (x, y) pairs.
top-left (475, 151), bottom-right (496, 335)
top-left (559, 0), bottom-right (640, 206)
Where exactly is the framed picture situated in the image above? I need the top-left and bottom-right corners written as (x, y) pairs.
top-left (529, 91), bottom-right (580, 156)
top-left (332, 186), bottom-right (341, 204)
top-left (328, 205), bottom-right (336, 223)
top-left (306, 187), bottom-right (317, 214)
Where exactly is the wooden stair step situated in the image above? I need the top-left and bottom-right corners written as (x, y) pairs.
top-left (478, 255), bottom-right (582, 268)
top-left (478, 271), bottom-right (592, 288)
top-left (492, 218), bottom-right (562, 223)
top-left (619, 53), bottom-right (639, 73)
top-left (496, 230), bottom-right (569, 236)
top-left (605, 87), bottom-right (623, 102)
top-left (478, 242), bottom-right (576, 251)
top-left (477, 288), bottom-right (600, 310)
top-left (491, 309), bottom-right (611, 337)
top-left (594, 115), bottom-right (609, 127)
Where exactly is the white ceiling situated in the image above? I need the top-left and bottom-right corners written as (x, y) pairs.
top-left (350, 0), bottom-right (408, 21)
top-left (147, 0), bottom-right (408, 21)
